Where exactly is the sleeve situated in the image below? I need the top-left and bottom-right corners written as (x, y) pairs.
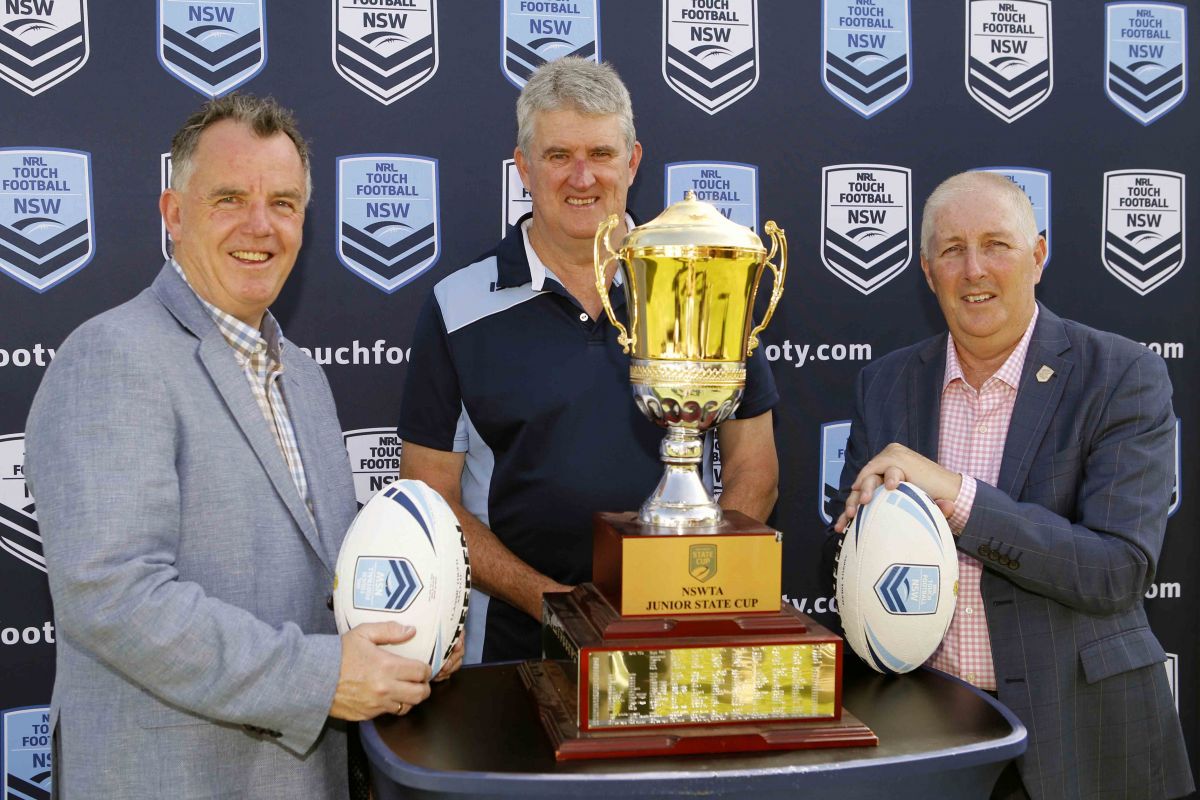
top-left (24, 321), bottom-right (340, 755)
top-left (736, 341), bottom-right (779, 419)
top-left (818, 366), bottom-right (873, 598)
top-left (397, 289), bottom-right (466, 452)
top-left (958, 349), bottom-right (1174, 615)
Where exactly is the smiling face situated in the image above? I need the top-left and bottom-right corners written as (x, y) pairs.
top-left (514, 108), bottom-right (641, 258)
top-left (920, 187), bottom-right (1046, 362)
top-left (161, 119), bottom-right (307, 327)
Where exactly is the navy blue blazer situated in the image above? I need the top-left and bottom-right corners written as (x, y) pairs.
top-left (836, 303), bottom-right (1193, 800)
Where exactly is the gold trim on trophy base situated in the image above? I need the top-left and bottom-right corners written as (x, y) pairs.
top-left (593, 510), bottom-right (781, 616)
top-left (519, 660), bottom-right (876, 761)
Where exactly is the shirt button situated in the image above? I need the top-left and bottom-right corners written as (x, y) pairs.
top-left (964, 606), bottom-right (973, 615)
top-left (966, 672), bottom-right (977, 684)
top-left (255, 343), bottom-right (266, 354)
top-left (977, 423), bottom-right (987, 433)
top-left (579, 312), bottom-right (589, 322)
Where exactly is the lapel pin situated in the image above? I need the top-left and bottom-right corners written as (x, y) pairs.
top-left (1036, 365), bottom-right (1054, 383)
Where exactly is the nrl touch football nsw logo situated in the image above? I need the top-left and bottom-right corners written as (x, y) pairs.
top-left (343, 428), bottom-right (401, 506)
top-left (0, 433), bottom-right (42, 573)
top-left (0, 0), bottom-right (89, 95)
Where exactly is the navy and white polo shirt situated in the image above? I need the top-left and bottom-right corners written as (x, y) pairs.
top-left (398, 214), bottom-right (778, 662)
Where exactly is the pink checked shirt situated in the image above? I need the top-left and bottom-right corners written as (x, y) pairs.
top-left (926, 307), bottom-right (1039, 690)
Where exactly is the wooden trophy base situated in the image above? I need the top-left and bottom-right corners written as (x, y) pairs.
top-left (519, 659), bottom-right (878, 761)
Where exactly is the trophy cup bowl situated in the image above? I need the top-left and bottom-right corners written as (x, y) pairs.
top-left (594, 191), bottom-right (786, 528)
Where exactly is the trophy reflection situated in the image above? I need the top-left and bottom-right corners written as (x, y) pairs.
top-left (593, 190), bottom-right (785, 527)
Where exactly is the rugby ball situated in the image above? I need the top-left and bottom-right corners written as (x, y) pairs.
top-left (835, 482), bottom-right (957, 674)
top-left (333, 480), bottom-right (470, 675)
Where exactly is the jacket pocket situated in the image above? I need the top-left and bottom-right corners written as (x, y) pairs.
top-left (1079, 626), bottom-right (1167, 684)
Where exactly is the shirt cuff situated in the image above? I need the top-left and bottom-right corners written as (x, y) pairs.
top-left (947, 474), bottom-right (975, 534)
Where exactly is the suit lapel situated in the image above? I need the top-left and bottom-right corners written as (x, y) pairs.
top-left (908, 335), bottom-right (947, 458)
top-left (997, 305), bottom-right (1073, 497)
top-left (151, 264), bottom-right (326, 562)
top-left (280, 364), bottom-right (342, 570)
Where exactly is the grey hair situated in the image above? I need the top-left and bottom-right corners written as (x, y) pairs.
top-left (920, 171), bottom-right (1039, 257)
top-left (169, 93), bottom-right (312, 202)
top-left (516, 57), bottom-right (636, 157)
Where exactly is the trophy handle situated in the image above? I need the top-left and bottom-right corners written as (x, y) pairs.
top-left (747, 221), bottom-right (787, 355)
top-left (594, 213), bottom-right (636, 354)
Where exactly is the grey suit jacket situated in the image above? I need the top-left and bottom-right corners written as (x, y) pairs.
top-left (837, 304), bottom-right (1193, 800)
top-left (25, 264), bottom-right (358, 799)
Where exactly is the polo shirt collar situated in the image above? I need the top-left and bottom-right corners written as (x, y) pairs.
top-left (495, 211), bottom-right (636, 292)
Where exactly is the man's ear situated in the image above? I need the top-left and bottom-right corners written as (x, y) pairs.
top-left (160, 190), bottom-right (182, 243)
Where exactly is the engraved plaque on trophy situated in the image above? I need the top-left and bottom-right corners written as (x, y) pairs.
top-left (518, 194), bottom-right (875, 759)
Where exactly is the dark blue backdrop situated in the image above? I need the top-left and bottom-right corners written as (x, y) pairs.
top-left (0, 2), bottom-right (1195, 794)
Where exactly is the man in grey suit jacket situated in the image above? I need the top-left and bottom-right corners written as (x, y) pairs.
top-left (834, 171), bottom-right (1192, 800)
top-left (24, 95), bottom-right (443, 799)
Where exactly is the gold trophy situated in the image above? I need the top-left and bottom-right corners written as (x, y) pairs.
top-left (519, 194), bottom-right (874, 760)
top-left (593, 190), bottom-right (785, 527)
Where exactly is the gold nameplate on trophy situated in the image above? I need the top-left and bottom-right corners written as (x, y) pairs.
top-left (593, 511), bottom-right (781, 617)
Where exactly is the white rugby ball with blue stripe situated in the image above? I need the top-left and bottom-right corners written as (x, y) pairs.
top-left (835, 482), bottom-right (958, 675)
top-left (333, 480), bottom-right (471, 675)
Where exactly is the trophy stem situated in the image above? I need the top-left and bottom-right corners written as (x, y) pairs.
top-left (639, 428), bottom-right (723, 529)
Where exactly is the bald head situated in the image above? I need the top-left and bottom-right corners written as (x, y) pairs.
top-left (921, 171), bottom-right (1038, 258)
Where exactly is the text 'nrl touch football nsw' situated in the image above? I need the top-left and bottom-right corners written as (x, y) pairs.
top-left (519, 193), bottom-right (878, 760)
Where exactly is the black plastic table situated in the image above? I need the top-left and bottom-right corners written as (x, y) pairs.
top-left (362, 659), bottom-right (1026, 799)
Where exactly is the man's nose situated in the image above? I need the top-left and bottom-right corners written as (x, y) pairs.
top-left (569, 157), bottom-right (594, 187)
top-left (963, 246), bottom-right (988, 280)
top-left (242, 199), bottom-right (272, 235)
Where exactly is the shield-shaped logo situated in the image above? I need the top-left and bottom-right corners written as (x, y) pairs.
top-left (821, 0), bottom-right (912, 118)
top-left (821, 164), bottom-right (911, 295)
top-left (819, 420), bottom-right (851, 525)
top-left (0, 0), bottom-right (88, 96)
top-left (1102, 169), bottom-right (1184, 295)
top-left (160, 153), bottom-right (173, 261)
top-left (501, 158), bottom-right (532, 237)
top-left (975, 167), bottom-right (1051, 268)
top-left (337, 154), bottom-right (440, 294)
top-left (502, 0), bottom-right (598, 89)
top-left (157, 0), bottom-right (266, 97)
top-left (353, 556), bottom-right (423, 612)
top-left (663, 0), bottom-right (759, 115)
top-left (1169, 417), bottom-right (1181, 517)
top-left (1106, 3), bottom-right (1187, 126)
top-left (688, 543), bottom-right (717, 583)
top-left (874, 564), bottom-right (940, 614)
top-left (965, 0), bottom-right (1053, 123)
top-left (343, 427), bottom-right (402, 506)
top-left (0, 434), bottom-right (41, 574)
top-left (3, 706), bottom-right (51, 799)
top-left (332, 0), bottom-right (438, 104)
top-left (0, 148), bottom-right (94, 293)
top-left (665, 162), bottom-right (758, 230)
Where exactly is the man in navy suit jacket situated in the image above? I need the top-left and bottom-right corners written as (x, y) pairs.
top-left (834, 171), bottom-right (1192, 800)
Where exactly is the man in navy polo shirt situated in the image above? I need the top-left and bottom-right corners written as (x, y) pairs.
top-left (398, 57), bottom-right (780, 663)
